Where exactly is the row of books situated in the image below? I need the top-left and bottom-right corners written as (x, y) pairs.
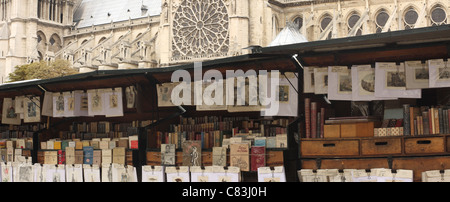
top-left (69, 120), bottom-right (154, 134)
top-left (40, 136), bottom-right (138, 150)
top-left (0, 123), bottom-right (46, 132)
top-left (304, 98), bottom-right (325, 138)
top-left (154, 130), bottom-right (229, 149)
top-left (403, 105), bottom-right (450, 136)
top-left (0, 131), bottom-right (35, 140)
top-left (40, 146), bottom-right (128, 166)
top-left (0, 138), bottom-right (33, 150)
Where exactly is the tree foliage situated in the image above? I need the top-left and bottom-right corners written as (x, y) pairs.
top-left (8, 59), bottom-right (78, 82)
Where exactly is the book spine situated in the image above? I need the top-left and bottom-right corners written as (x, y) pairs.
top-left (423, 111), bottom-right (430, 135)
top-left (439, 108), bottom-right (444, 135)
top-left (403, 104), bottom-right (411, 136)
top-left (444, 109), bottom-right (449, 134)
top-left (320, 108), bottom-right (325, 138)
top-left (448, 109), bottom-right (450, 134)
top-left (305, 98), bottom-right (311, 138)
top-left (317, 112), bottom-right (321, 139)
top-left (311, 102), bottom-right (317, 138)
top-left (409, 107), bottom-right (415, 136)
top-left (434, 108), bottom-right (440, 134)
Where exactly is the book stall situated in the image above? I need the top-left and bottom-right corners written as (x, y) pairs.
top-left (0, 52), bottom-right (299, 182)
top-left (261, 24), bottom-right (450, 182)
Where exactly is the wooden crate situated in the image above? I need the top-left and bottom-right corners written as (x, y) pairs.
top-left (361, 137), bottom-right (402, 156)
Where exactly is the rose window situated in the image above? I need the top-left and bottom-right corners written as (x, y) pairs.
top-left (172, 0), bottom-right (229, 59)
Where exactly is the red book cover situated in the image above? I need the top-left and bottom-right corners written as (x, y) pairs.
top-left (320, 108), bottom-right (325, 138)
top-left (58, 150), bottom-right (65, 165)
top-left (311, 102), bottom-right (317, 138)
top-left (305, 98), bottom-right (311, 138)
top-left (251, 146), bottom-right (266, 172)
top-left (130, 140), bottom-right (138, 149)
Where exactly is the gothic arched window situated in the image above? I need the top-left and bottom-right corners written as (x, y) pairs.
top-left (320, 14), bottom-right (332, 39)
top-left (172, 0), bottom-right (229, 59)
top-left (404, 7), bottom-right (418, 29)
top-left (375, 9), bottom-right (390, 33)
top-left (293, 16), bottom-right (303, 30)
top-left (431, 5), bottom-right (447, 26)
top-left (347, 12), bottom-right (362, 36)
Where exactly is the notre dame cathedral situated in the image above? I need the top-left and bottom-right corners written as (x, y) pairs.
top-left (0, 0), bottom-right (447, 82)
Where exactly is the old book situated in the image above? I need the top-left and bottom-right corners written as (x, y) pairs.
top-left (403, 104), bottom-right (411, 136)
top-left (320, 108), bottom-right (325, 138)
top-left (75, 141), bottom-right (83, 150)
top-left (423, 111), bottom-right (430, 135)
top-left (266, 136), bottom-right (276, 148)
top-left (439, 108), bottom-right (444, 135)
top-left (409, 106), bottom-right (420, 136)
top-left (129, 135), bottom-right (138, 149)
top-left (57, 150), bottom-right (65, 164)
top-left (83, 146), bottom-right (94, 165)
top-left (65, 147), bottom-right (75, 165)
top-left (74, 150), bottom-right (83, 164)
top-left (212, 146), bottom-right (227, 167)
top-left (99, 140), bottom-right (109, 150)
top-left (182, 141), bottom-right (202, 167)
top-left (305, 98), bottom-right (311, 138)
top-left (54, 141), bottom-right (61, 150)
top-left (112, 147), bottom-right (125, 165)
top-left (102, 149), bottom-right (112, 165)
top-left (93, 150), bottom-right (101, 166)
top-left (230, 143), bottom-right (249, 172)
top-left (434, 108), bottom-right (440, 134)
top-left (91, 140), bottom-right (100, 150)
top-left (161, 144), bottom-right (176, 166)
top-left (47, 140), bottom-right (54, 150)
top-left (251, 146), bottom-right (265, 172)
top-left (44, 151), bottom-right (57, 165)
top-left (276, 134), bottom-right (288, 148)
top-left (311, 102), bottom-right (317, 138)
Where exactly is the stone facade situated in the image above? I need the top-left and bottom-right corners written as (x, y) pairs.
top-left (0, 0), bottom-right (448, 82)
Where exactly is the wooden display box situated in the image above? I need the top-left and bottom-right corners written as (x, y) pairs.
top-left (300, 139), bottom-right (360, 157)
top-left (404, 136), bottom-right (445, 154)
top-left (340, 122), bottom-right (380, 138)
top-left (360, 137), bottom-right (402, 156)
top-left (323, 125), bottom-right (341, 138)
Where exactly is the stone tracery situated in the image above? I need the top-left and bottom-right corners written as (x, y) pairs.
top-left (171, 0), bottom-right (229, 60)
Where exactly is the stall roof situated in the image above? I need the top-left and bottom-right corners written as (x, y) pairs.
top-left (261, 24), bottom-right (450, 66)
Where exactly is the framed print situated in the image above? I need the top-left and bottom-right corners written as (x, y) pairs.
top-left (351, 65), bottom-right (396, 101)
top-left (104, 88), bottom-right (124, 117)
top-left (303, 66), bottom-right (316, 93)
top-left (2, 98), bottom-right (21, 125)
top-left (328, 66), bottom-right (352, 100)
top-left (429, 59), bottom-right (450, 88)
top-left (405, 60), bottom-right (429, 89)
top-left (24, 96), bottom-right (41, 123)
top-left (374, 62), bottom-right (421, 99)
top-left (87, 89), bottom-right (105, 116)
top-left (314, 67), bottom-right (328, 94)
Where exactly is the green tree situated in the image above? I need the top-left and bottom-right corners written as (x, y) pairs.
top-left (8, 59), bottom-right (78, 82)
